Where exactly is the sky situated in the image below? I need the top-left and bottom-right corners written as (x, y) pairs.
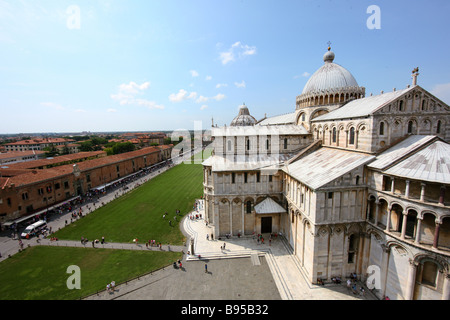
top-left (1, 0), bottom-right (450, 134)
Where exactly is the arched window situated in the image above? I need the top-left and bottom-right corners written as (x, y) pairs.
top-left (437, 120), bottom-right (442, 134)
top-left (246, 139), bottom-right (250, 151)
top-left (266, 139), bottom-right (269, 150)
top-left (332, 127), bottom-right (337, 143)
top-left (379, 122), bottom-right (384, 135)
top-left (399, 100), bottom-right (404, 111)
top-left (246, 201), bottom-right (252, 214)
top-left (348, 234), bottom-right (357, 263)
top-left (301, 113), bottom-right (306, 121)
top-left (422, 261), bottom-right (438, 287)
top-left (407, 121), bottom-right (414, 134)
top-left (227, 140), bottom-right (232, 152)
top-left (349, 127), bottom-right (355, 145)
top-left (355, 175), bottom-right (360, 185)
top-left (284, 138), bottom-right (288, 149)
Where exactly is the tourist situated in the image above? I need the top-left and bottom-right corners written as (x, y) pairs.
top-left (205, 263), bottom-right (208, 273)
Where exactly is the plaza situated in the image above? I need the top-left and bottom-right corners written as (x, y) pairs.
top-left (84, 199), bottom-right (377, 300)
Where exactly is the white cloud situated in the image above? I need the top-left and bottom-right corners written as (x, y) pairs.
top-left (219, 51), bottom-right (234, 65)
top-left (219, 42), bottom-right (257, 65)
top-left (293, 72), bottom-right (310, 79)
top-left (216, 83), bottom-right (228, 88)
top-left (205, 75), bottom-right (212, 81)
top-left (430, 83), bottom-right (450, 105)
top-left (190, 70), bottom-right (199, 77)
top-left (196, 95), bottom-right (209, 103)
top-left (200, 105), bottom-right (208, 110)
top-left (234, 80), bottom-right (246, 88)
top-left (118, 81), bottom-right (150, 94)
top-left (212, 93), bottom-right (226, 101)
top-left (111, 81), bottom-right (164, 109)
top-left (169, 89), bottom-right (198, 102)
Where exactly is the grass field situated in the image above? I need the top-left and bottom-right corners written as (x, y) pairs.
top-left (0, 246), bottom-right (181, 300)
top-left (52, 161), bottom-right (204, 245)
top-left (0, 149), bottom-right (210, 300)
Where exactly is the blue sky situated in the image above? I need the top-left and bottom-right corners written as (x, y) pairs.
top-left (1, 0), bottom-right (449, 134)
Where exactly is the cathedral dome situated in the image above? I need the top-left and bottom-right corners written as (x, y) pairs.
top-left (296, 47), bottom-right (365, 109)
top-left (230, 103), bottom-right (257, 126)
top-left (302, 48), bottom-right (359, 95)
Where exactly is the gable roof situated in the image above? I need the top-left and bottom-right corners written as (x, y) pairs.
top-left (368, 135), bottom-right (437, 171)
top-left (312, 86), bottom-right (414, 121)
top-left (257, 112), bottom-right (297, 126)
top-left (382, 140), bottom-right (450, 184)
top-left (283, 147), bottom-right (375, 190)
top-left (254, 197), bottom-right (286, 214)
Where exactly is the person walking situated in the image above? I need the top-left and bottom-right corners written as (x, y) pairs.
top-left (205, 263), bottom-right (208, 273)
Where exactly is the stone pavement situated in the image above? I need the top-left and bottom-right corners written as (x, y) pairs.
top-left (85, 200), bottom-right (378, 300)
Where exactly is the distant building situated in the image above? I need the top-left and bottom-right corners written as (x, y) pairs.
top-left (203, 47), bottom-right (450, 300)
top-left (0, 151), bottom-right (46, 166)
top-left (3, 138), bottom-right (76, 152)
top-left (0, 145), bottom-right (172, 223)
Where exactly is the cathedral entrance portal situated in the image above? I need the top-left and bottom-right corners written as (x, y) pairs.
top-left (261, 217), bottom-right (272, 233)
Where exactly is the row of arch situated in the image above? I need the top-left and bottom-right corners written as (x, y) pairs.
top-left (367, 195), bottom-right (450, 251)
top-left (311, 121), bottom-right (368, 148)
top-left (378, 117), bottom-right (445, 136)
top-left (367, 227), bottom-right (450, 300)
top-left (296, 88), bottom-right (365, 108)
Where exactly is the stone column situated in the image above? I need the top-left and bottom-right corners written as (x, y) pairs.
top-left (374, 200), bottom-right (379, 226)
top-left (385, 207), bottom-right (392, 232)
top-left (213, 200), bottom-right (219, 239)
top-left (405, 259), bottom-right (418, 300)
top-left (405, 180), bottom-right (410, 199)
top-left (391, 178), bottom-right (395, 194)
top-left (401, 212), bottom-right (408, 239)
top-left (420, 183), bottom-right (426, 202)
top-left (241, 200), bottom-right (245, 236)
top-left (229, 199), bottom-right (233, 236)
top-left (432, 221), bottom-right (441, 249)
top-left (414, 218), bottom-right (422, 244)
top-left (345, 130), bottom-right (349, 148)
top-left (442, 273), bottom-right (450, 300)
top-left (381, 245), bottom-right (391, 298)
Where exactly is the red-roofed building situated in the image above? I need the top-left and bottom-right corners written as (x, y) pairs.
top-left (0, 145), bottom-right (173, 223)
top-left (3, 138), bottom-right (76, 152)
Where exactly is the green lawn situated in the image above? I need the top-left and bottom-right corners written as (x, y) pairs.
top-left (0, 150), bottom-right (211, 300)
top-left (52, 161), bottom-right (204, 245)
top-left (0, 246), bottom-right (181, 300)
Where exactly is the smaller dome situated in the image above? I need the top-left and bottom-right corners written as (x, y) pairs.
top-left (230, 103), bottom-right (257, 126)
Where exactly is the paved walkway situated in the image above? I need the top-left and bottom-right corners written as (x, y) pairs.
top-left (85, 200), bottom-right (378, 300)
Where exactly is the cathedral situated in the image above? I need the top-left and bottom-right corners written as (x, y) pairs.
top-left (202, 46), bottom-right (450, 300)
